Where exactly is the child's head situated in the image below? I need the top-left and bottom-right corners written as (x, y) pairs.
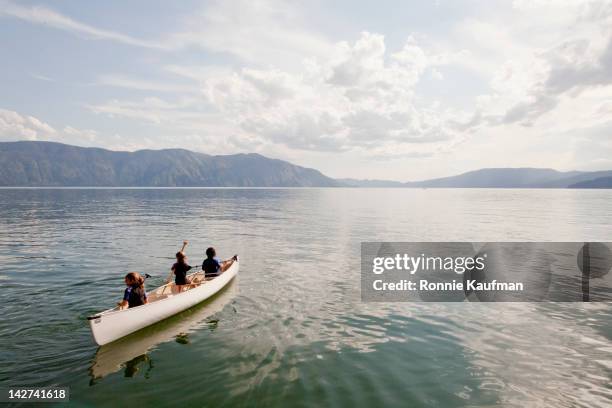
top-left (206, 247), bottom-right (216, 259)
top-left (176, 251), bottom-right (186, 263)
top-left (125, 272), bottom-right (144, 287)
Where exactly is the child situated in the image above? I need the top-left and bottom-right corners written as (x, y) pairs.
top-left (119, 272), bottom-right (148, 309)
top-left (202, 247), bottom-right (237, 278)
top-left (171, 251), bottom-right (192, 292)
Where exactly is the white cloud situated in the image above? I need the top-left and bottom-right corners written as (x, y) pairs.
top-left (165, 0), bottom-right (335, 67)
top-left (0, 0), bottom-right (165, 49)
top-left (0, 108), bottom-right (102, 146)
top-left (95, 75), bottom-right (195, 93)
top-left (30, 73), bottom-right (54, 82)
top-left (0, 0), bottom-right (333, 64)
top-left (203, 32), bottom-right (468, 153)
top-left (87, 97), bottom-right (188, 124)
top-left (0, 108), bottom-right (56, 140)
top-left (62, 125), bottom-right (97, 143)
top-left (90, 32), bottom-right (466, 156)
top-left (457, 0), bottom-right (612, 133)
top-left (163, 65), bottom-right (233, 83)
top-left (328, 32), bottom-right (387, 87)
top-left (85, 96), bottom-right (246, 153)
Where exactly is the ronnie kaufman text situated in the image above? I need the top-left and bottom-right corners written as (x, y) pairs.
top-left (373, 279), bottom-right (524, 291)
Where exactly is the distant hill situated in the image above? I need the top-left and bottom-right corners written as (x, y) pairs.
top-left (336, 178), bottom-right (405, 187)
top-left (0, 141), bottom-right (339, 187)
top-left (537, 170), bottom-right (612, 188)
top-left (568, 176), bottom-right (612, 188)
top-left (405, 168), bottom-right (587, 188)
top-left (342, 168), bottom-right (612, 188)
top-left (406, 168), bottom-right (580, 188)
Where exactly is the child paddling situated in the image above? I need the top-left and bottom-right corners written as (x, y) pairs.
top-left (171, 241), bottom-right (192, 293)
top-left (118, 272), bottom-right (148, 309)
top-left (202, 247), bottom-right (238, 278)
top-left (172, 251), bottom-right (193, 292)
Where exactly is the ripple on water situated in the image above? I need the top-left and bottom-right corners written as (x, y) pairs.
top-left (0, 188), bottom-right (611, 407)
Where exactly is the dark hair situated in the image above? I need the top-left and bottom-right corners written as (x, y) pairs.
top-left (206, 247), bottom-right (216, 259)
top-left (125, 272), bottom-right (145, 288)
top-left (176, 251), bottom-right (186, 263)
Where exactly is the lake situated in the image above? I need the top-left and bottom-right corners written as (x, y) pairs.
top-left (0, 188), bottom-right (610, 407)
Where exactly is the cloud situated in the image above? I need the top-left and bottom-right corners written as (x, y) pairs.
top-left (206, 32), bottom-right (465, 153)
top-left (85, 96), bottom-right (244, 152)
top-left (62, 125), bottom-right (98, 143)
top-left (165, 0), bottom-right (335, 66)
top-left (0, 108), bottom-right (56, 140)
top-left (95, 75), bottom-right (195, 93)
top-left (163, 65), bottom-right (233, 83)
top-left (495, 36), bottom-right (612, 126)
top-left (456, 0), bottom-right (612, 130)
top-left (30, 73), bottom-right (54, 82)
top-left (0, 0), bottom-right (165, 49)
top-left (328, 32), bottom-right (387, 87)
top-left (0, 0), bottom-right (334, 64)
top-left (86, 97), bottom-right (192, 124)
top-left (0, 108), bottom-right (102, 146)
top-left (544, 34), bottom-right (612, 94)
top-left (89, 32), bottom-right (465, 157)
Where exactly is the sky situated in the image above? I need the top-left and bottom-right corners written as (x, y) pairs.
top-left (0, 0), bottom-right (611, 181)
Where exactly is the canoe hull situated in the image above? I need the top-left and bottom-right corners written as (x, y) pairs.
top-left (89, 261), bottom-right (238, 346)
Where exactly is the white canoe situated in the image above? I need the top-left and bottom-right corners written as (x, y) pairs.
top-left (88, 259), bottom-right (239, 346)
top-left (90, 279), bottom-right (238, 379)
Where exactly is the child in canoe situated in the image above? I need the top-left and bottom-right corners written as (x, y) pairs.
top-left (119, 272), bottom-right (148, 309)
top-left (202, 247), bottom-right (238, 278)
top-left (171, 250), bottom-right (192, 292)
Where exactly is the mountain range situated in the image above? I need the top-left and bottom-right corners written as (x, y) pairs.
top-left (0, 141), bottom-right (339, 187)
top-left (0, 141), bottom-right (610, 188)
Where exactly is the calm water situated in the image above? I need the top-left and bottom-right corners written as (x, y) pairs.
top-left (0, 188), bottom-right (610, 407)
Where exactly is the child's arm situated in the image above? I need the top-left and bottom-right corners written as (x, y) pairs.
top-left (118, 288), bottom-right (130, 309)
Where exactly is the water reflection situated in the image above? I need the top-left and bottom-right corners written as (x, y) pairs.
top-left (123, 354), bottom-right (153, 379)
